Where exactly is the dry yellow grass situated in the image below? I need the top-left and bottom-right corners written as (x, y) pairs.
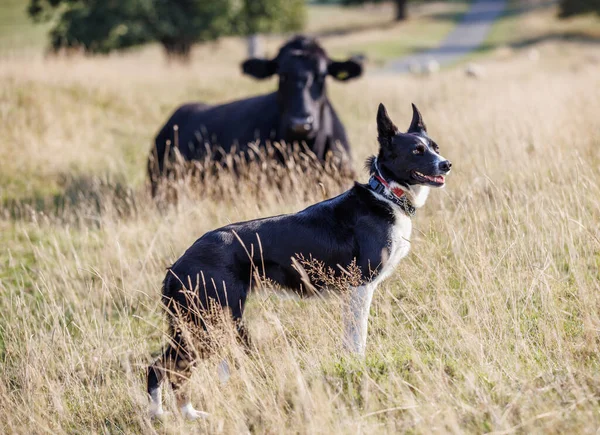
top-left (1, 3), bottom-right (600, 433)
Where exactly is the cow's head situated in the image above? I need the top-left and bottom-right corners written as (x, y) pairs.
top-left (242, 36), bottom-right (363, 141)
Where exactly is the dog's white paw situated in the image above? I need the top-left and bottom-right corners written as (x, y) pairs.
top-left (180, 403), bottom-right (209, 420)
top-left (149, 408), bottom-right (169, 420)
top-left (149, 387), bottom-right (166, 420)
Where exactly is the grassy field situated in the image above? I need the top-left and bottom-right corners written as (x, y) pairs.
top-left (0, 0), bottom-right (51, 53)
top-left (1, 1), bottom-right (600, 434)
top-left (310, 1), bottom-right (470, 65)
top-left (467, 0), bottom-right (600, 61)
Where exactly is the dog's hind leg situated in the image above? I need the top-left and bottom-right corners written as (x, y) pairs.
top-left (147, 360), bottom-right (166, 418)
top-left (148, 330), bottom-right (189, 419)
top-left (170, 331), bottom-right (210, 420)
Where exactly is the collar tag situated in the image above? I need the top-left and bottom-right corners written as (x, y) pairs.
top-left (391, 186), bottom-right (405, 197)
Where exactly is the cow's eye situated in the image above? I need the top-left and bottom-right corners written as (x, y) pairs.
top-left (413, 144), bottom-right (426, 155)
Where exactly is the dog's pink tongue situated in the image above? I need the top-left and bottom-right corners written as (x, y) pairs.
top-left (425, 174), bottom-right (445, 184)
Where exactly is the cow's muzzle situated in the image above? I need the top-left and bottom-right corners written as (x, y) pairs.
top-left (289, 115), bottom-right (314, 134)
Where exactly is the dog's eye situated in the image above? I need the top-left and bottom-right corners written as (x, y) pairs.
top-left (413, 144), bottom-right (426, 155)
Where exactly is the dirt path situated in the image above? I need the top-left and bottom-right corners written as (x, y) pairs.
top-left (387, 0), bottom-right (508, 72)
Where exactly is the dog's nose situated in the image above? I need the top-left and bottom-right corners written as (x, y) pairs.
top-left (439, 160), bottom-right (452, 172)
top-left (289, 116), bottom-right (314, 134)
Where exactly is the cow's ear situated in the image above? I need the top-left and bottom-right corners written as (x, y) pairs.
top-left (377, 103), bottom-right (398, 147)
top-left (407, 103), bottom-right (427, 134)
top-left (242, 58), bottom-right (277, 79)
top-left (328, 59), bottom-right (363, 81)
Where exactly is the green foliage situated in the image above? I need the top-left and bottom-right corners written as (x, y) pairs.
top-left (559, 0), bottom-right (600, 17)
top-left (27, 0), bottom-right (306, 58)
top-left (147, 0), bottom-right (236, 56)
top-left (238, 0), bottom-right (306, 35)
top-left (340, 0), bottom-right (385, 4)
top-left (340, 0), bottom-right (408, 21)
top-left (42, 0), bottom-right (151, 54)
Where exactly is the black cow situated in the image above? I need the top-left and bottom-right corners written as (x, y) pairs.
top-left (148, 36), bottom-right (363, 196)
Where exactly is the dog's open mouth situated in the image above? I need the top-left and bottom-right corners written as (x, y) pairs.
top-left (411, 171), bottom-right (445, 187)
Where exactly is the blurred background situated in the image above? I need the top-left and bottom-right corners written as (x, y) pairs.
top-left (1, 0), bottom-right (598, 200)
top-left (5, 0), bottom-right (600, 63)
top-left (1, 1), bottom-right (600, 433)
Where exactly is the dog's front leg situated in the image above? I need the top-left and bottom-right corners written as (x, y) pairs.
top-left (343, 284), bottom-right (376, 356)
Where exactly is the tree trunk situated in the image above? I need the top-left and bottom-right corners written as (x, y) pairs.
top-left (162, 40), bottom-right (192, 63)
top-left (395, 0), bottom-right (407, 21)
top-left (246, 34), bottom-right (264, 58)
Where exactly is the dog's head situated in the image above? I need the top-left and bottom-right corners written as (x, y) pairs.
top-left (371, 103), bottom-right (451, 188)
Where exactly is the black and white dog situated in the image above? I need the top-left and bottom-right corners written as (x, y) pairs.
top-left (147, 103), bottom-right (451, 419)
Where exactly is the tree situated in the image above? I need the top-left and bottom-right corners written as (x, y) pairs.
top-left (237, 0), bottom-right (306, 57)
top-left (29, 0), bottom-right (153, 54)
top-left (146, 0), bottom-right (235, 60)
top-left (238, 0), bottom-right (305, 35)
top-left (394, 0), bottom-right (407, 20)
top-left (558, 0), bottom-right (600, 17)
top-left (341, 0), bottom-right (408, 21)
top-left (28, 0), bottom-right (305, 61)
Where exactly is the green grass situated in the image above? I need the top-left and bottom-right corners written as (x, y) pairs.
top-left (336, 15), bottom-right (466, 65)
top-left (483, 0), bottom-right (533, 49)
top-left (306, 3), bottom-right (395, 34)
top-left (0, 0), bottom-right (51, 53)
top-left (459, 0), bottom-right (600, 64)
top-left (325, 1), bottom-right (471, 66)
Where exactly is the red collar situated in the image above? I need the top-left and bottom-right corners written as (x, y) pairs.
top-left (368, 173), bottom-right (416, 217)
top-left (374, 174), bottom-right (405, 198)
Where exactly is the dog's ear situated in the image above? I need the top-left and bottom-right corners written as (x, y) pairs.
top-left (407, 103), bottom-right (427, 134)
top-left (241, 58), bottom-right (277, 79)
top-left (377, 103), bottom-right (399, 146)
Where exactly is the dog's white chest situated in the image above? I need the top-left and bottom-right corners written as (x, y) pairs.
top-left (374, 211), bottom-right (412, 285)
